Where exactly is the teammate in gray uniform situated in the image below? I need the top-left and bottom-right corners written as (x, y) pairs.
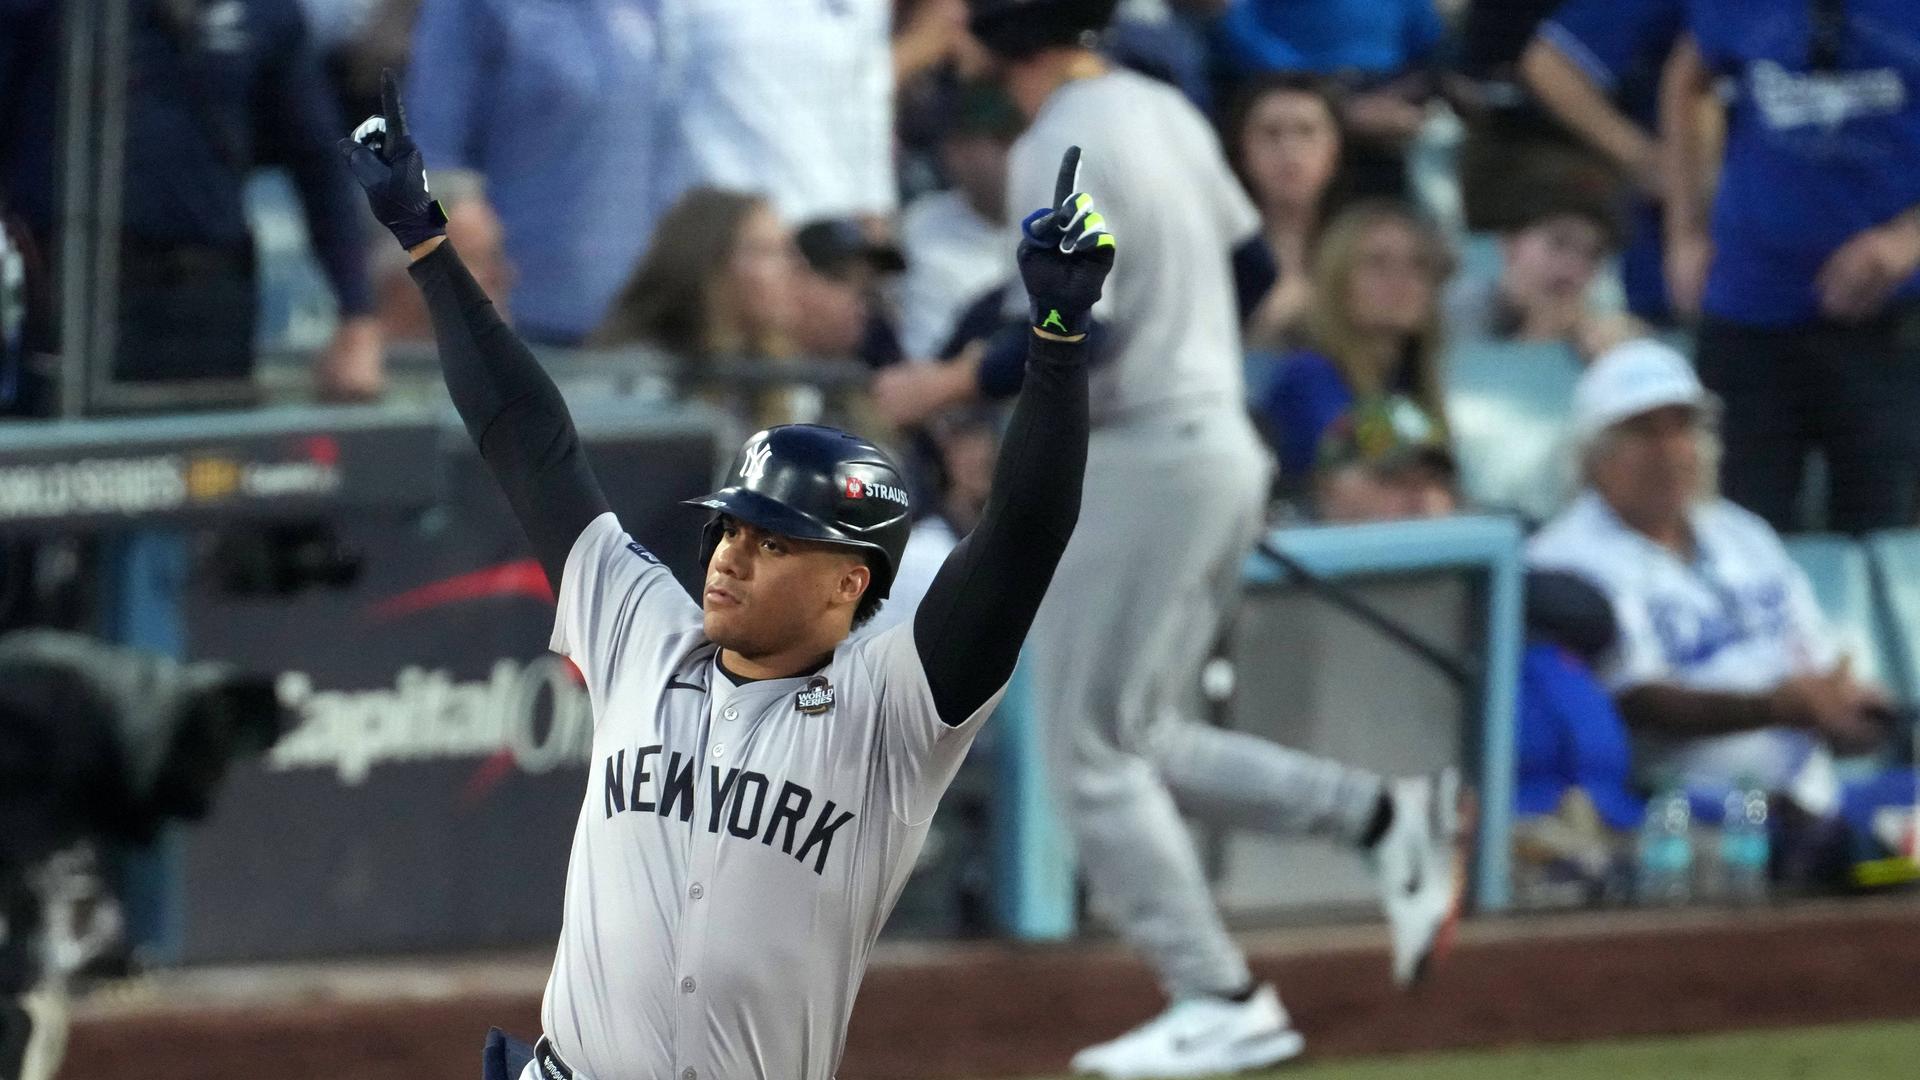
top-left (342, 74), bottom-right (1114, 1080)
top-left (877, 5), bottom-right (1470, 1077)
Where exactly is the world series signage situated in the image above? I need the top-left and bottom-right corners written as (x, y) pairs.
top-left (0, 406), bottom-right (441, 530)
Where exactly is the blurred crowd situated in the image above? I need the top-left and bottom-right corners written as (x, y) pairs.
top-left (3, 0), bottom-right (1920, 902)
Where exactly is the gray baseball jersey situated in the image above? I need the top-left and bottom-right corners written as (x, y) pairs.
top-left (1005, 68), bottom-right (1260, 426)
top-left (539, 512), bottom-right (1000, 1080)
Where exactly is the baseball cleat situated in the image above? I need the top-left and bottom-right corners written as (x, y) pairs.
top-left (1371, 766), bottom-right (1471, 988)
top-left (1069, 983), bottom-right (1305, 1078)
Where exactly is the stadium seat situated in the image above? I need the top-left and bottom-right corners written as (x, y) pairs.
top-left (1783, 534), bottom-right (1898, 695)
top-left (1864, 531), bottom-right (1920, 707)
top-left (1454, 232), bottom-right (1503, 285)
top-left (1443, 341), bottom-right (1584, 524)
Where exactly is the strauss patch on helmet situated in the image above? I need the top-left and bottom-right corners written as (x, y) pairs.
top-left (843, 476), bottom-right (909, 506)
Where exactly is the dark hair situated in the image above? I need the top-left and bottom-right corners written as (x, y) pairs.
top-left (1222, 72), bottom-right (1345, 199)
top-left (1501, 162), bottom-right (1630, 251)
top-left (593, 187), bottom-right (768, 355)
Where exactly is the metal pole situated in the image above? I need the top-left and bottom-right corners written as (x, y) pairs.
top-left (55, 0), bottom-right (99, 418)
top-left (87, 0), bottom-right (131, 416)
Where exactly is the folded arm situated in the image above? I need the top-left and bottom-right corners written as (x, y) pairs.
top-left (1615, 683), bottom-right (1774, 736)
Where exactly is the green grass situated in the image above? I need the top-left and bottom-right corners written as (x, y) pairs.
top-left (1017, 1020), bottom-right (1920, 1080)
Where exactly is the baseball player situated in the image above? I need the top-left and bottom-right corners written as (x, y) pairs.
top-left (874, 4), bottom-right (1467, 1076)
top-left (341, 74), bottom-right (1113, 1080)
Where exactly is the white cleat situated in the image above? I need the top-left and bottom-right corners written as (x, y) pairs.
top-left (1069, 983), bottom-right (1306, 1079)
top-left (1372, 767), bottom-right (1471, 988)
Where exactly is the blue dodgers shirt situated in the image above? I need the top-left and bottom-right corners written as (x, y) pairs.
top-left (1686, 0), bottom-right (1920, 327)
top-left (1214, 0), bottom-right (1445, 78)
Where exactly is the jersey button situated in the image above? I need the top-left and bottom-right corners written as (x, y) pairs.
top-left (689, 883), bottom-right (704, 900)
top-left (681, 976), bottom-right (696, 994)
top-left (682, 1069), bottom-right (697, 1080)
top-left (711, 744), bottom-right (725, 758)
top-left (723, 706), bottom-right (738, 721)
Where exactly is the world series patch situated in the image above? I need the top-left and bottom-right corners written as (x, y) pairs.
top-left (796, 675), bottom-right (834, 715)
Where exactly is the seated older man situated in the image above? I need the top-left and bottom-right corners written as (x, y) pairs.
top-left (1528, 340), bottom-right (1914, 865)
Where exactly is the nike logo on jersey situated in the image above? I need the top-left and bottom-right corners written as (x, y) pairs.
top-left (602, 745), bottom-right (856, 874)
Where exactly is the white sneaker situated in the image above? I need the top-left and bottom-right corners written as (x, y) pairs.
top-left (1372, 767), bottom-right (1470, 988)
top-left (1069, 984), bottom-right (1305, 1079)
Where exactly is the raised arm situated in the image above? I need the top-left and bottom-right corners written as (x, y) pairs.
top-left (912, 148), bottom-right (1113, 725)
top-left (340, 73), bottom-right (609, 589)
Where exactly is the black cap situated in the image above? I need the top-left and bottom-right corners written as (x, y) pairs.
top-left (795, 219), bottom-right (907, 279)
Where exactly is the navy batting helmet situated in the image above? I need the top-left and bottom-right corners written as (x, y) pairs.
top-left (967, 0), bottom-right (1119, 60)
top-left (685, 425), bottom-right (913, 601)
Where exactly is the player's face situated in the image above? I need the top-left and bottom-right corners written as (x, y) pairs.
top-left (1241, 90), bottom-right (1340, 212)
top-left (703, 517), bottom-right (871, 659)
top-left (1592, 405), bottom-right (1707, 526)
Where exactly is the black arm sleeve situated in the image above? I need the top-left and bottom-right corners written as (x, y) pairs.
top-left (410, 242), bottom-right (610, 589)
top-left (976, 318), bottom-right (1111, 399)
top-left (912, 333), bottom-right (1089, 726)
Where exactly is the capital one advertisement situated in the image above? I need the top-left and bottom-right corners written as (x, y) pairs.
top-left (177, 432), bottom-right (716, 961)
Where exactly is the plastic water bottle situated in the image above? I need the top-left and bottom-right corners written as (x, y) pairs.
top-left (1719, 779), bottom-right (1771, 904)
top-left (1638, 779), bottom-right (1694, 905)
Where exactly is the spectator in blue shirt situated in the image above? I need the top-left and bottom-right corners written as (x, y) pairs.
top-left (404, 0), bottom-right (665, 346)
top-left (1256, 200), bottom-right (1453, 485)
top-left (1520, 0), bottom-right (1685, 323)
top-left (1213, 0), bottom-right (1446, 199)
top-left (0, 0), bottom-right (382, 400)
top-left (1214, 0), bottom-right (1444, 79)
top-left (1662, 0), bottom-right (1920, 533)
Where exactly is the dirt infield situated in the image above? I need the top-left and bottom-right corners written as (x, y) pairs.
top-left (60, 896), bottom-right (1920, 1080)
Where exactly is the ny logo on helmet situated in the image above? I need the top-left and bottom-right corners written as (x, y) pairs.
top-left (740, 444), bottom-right (774, 483)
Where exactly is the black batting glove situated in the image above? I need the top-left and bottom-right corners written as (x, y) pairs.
top-left (1017, 146), bottom-right (1117, 340)
top-left (338, 70), bottom-right (449, 251)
